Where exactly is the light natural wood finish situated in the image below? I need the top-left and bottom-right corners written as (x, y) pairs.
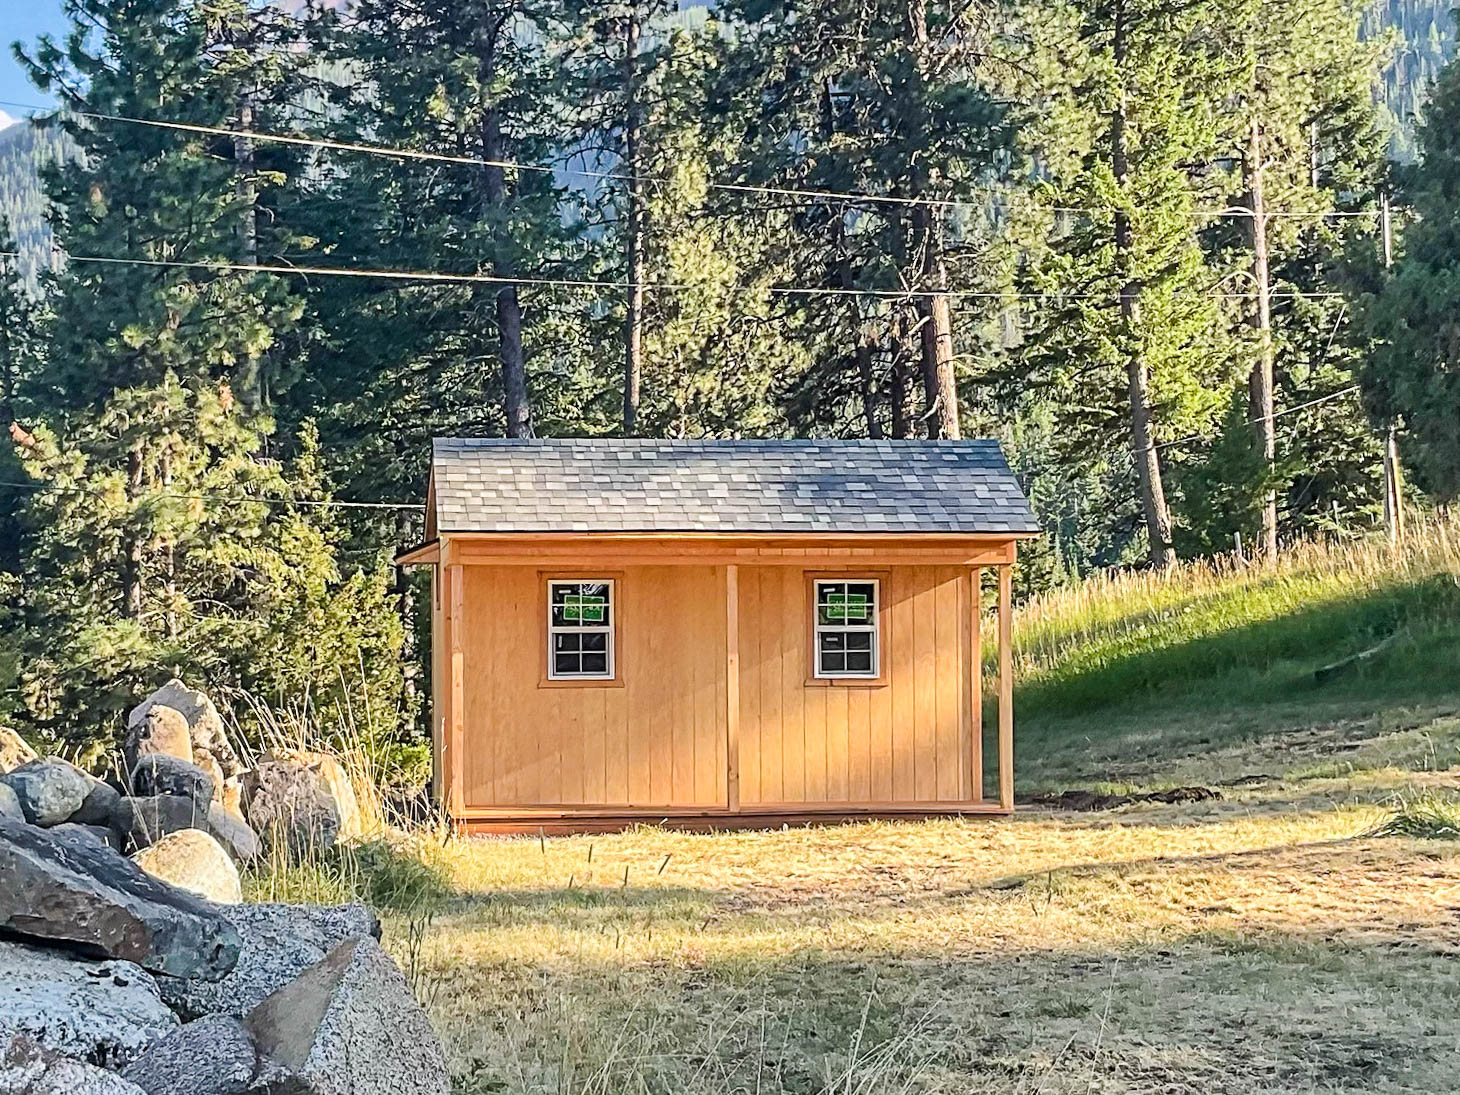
top-left (968, 567), bottom-right (983, 802)
top-left (725, 565), bottom-right (741, 811)
top-left (447, 562), bottom-right (466, 816)
top-left (997, 563), bottom-right (1014, 811)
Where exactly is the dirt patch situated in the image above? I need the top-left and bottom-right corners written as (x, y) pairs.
top-left (1026, 786), bottom-right (1224, 811)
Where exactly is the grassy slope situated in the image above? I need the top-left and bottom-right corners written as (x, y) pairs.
top-left (252, 524), bottom-right (1460, 1095)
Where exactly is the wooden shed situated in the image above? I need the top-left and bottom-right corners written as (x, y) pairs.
top-left (397, 439), bottom-right (1039, 833)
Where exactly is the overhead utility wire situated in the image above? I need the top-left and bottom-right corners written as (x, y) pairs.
top-left (0, 250), bottom-right (1352, 302)
top-left (1141, 383), bottom-right (1361, 455)
top-left (0, 98), bottom-right (1386, 222)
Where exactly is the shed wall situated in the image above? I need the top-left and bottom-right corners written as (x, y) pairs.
top-left (455, 562), bottom-right (978, 812)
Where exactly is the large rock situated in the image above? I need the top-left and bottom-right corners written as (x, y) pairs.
top-left (157, 903), bottom-right (380, 1022)
top-left (0, 757), bottom-right (92, 826)
top-left (206, 801), bottom-right (261, 863)
top-left (0, 941), bottom-right (178, 1070)
top-left (0, 1034), bottom-right (148, 1095)
top-left (0, 727), bottom-right (37, 776)
top-left (116, 794), bottom-right (211, 850)
top-left (74, 777), bottom-right (123, 826)
top-left (119, 1016), bottom-right (294, 1095)
top-left (0, 784), bottom-right (20, 823)
top-left (266, 750), bottom-right (366, 842)
top-left (50, 822), bottom-right (123, 851)
top-left (123, 705), bottom-right (194, 773)
top-left (131, 755), bottom-right (216, 806)
top-left (243, 760), bottom-right (341, 856)
top-left (132, 829), bottom-right (242, 904)
top-left (245, 938), bottom-right (449, 1095)
top-left (128, 681), bottom-right (243, 779)
top-left (0, 817), bottom-right (240, 980)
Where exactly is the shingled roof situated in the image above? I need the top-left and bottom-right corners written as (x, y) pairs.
top-left (429, 438), bottom-right (1039, 536)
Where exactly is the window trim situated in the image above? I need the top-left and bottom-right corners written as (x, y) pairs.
top-left (805, 572), bottom-right (888, 687)
top-left (540, 573), bottom-right (624, 688)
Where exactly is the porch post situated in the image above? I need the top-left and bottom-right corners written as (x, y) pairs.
top-left (447, 561), bottom-right (466, 818)
top-left (725, 563), bottom-right (741, 812)
top-left (997, 563), bottom-right (1014, 810)
top-left (968, 566), bottom-right (983, 802)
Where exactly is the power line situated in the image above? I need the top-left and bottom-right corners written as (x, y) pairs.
top-left (0, 478), bottom-right (421, 509)
top-left (1142, 383), bottom-right (1361, 455)
top-left (0, 98), bottom-right (1387, 223)
top-left (0, 249), bottom-right (1353, 302)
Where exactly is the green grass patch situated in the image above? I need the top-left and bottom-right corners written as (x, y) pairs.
top-left (244, 835), bottom-right (453, 912)
top-left (1367, 793), bottom-right (1460, 839)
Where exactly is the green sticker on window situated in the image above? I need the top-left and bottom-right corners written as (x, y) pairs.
top-left (825, 592), bottom-right (870, 621)
top-left (563, 594), bottom-right (606, 622)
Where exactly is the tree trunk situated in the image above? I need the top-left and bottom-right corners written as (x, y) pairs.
top-left (916, 280), bottom-right (959, 440)
top-left (234, 93), bottom-right (263, 411)
top-left (622, 6), bottom-right (645, 436)
top-left (477, 20), bottom-right (533, 439)
top-left (1112, 1), bottom-right (1176, 569)
top-left (122, 443), bottom-right (143, 619)
top-left (890, 308), bottom-right (913, 439)
top-left (1246, 115), bottom-right (1277, 562)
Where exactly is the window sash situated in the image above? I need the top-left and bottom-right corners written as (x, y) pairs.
top-left (547, 580), bottom-right (615, 680)
top-left (813, 579), bottom-right (879, 679)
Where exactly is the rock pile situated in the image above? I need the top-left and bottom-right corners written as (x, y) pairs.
top-left (0, 685), bottom-right (448, 1094)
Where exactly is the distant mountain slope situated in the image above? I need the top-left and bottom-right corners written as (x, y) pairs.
top-left (1367, 0), bottom-right (1458, 158)
top-left (0, 119), bottom-right (75, 290)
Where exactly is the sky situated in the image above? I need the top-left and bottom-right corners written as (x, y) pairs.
top-left (0, 0), bottom-right (68, 124)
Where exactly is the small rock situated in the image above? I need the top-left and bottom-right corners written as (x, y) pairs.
top-left (157, 903), bottom-right (380, 1021)
top-left (0, 1034), bottom-right (148, 1095)
top-left (116, 794), bottom-right (211, 851)
top-left (0, 941), bottom-right (178, 1070)
top-left (0, 817), bottom-right (240, 981)
top-left (192, 750), bottom-right (225, 802)
top-left (0, 727), bottom-right (37, 776)
top-left (49, 822), bottom-right (122, 851)
top-left (0, 784), bottom-right (20, 824)
top-left (73, 778), bottom-right (123, 826)
top-left (243, 760), bottom-right (341, 857)
top-left (128, 681), bottom-right (242, 779)
top-left (132, 829), bottom-right (242, 904)
top-left (122, 705), bottom-right (194, 773)
top-left (120, 1016), bottom-right (277, 1095)
top-left (0, 757), bottom-right (92, 826)
top-left (245, 937), bottom-right (449, 1095)
top-left (219, 777), bottom-right (245, 822)
top-left (130, 755), bottom-right (216, 806)
top-left (205, 801), bottom-right (260, 863)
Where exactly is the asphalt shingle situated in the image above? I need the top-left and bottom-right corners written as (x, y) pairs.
top-left (430, 438), bottom-right (1039, 535)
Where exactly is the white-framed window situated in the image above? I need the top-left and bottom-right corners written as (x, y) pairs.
top-left (547, 579), bottom-right (615, 680)
top-left (813, 579), bottom-right (879, 679)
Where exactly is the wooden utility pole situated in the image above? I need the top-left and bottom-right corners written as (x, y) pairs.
top-left (621, 4), bottom-right (645, 436)
top-left (1380, 194), bottom-right (1405, 543)
top-left (1112, 0), bottom-right (1176, 569)
top-left (1246, 115), bottom-right (1278, 563)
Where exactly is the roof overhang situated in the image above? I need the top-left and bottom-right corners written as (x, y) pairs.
top-left (394, 539), bottom-right (440, 567)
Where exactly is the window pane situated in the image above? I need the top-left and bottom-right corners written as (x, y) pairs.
top-left (845, 631), bottom-right (872, 652)
top-left (820, 650), bottom-right (846, 673)
top-left (553, 633), bottom-right (582, 654)
top-left (582, 632), bottom-right (607, 653)
top-left (581, 652), bottom-right (608, 675)
top-left (551, 582), bottom-right (611, 628)
top-left (553, 652), bottom-right (580, 676)
top-left (845, 650), bottom-right (873, 674)
top-left (821, 632), bottom-right (846, 653)
top-left (819, 582), bottom-right (873, 625)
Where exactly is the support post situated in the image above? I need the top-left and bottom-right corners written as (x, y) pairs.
top-left (997, 563), bottom-right (1014, 811)
top-left (969, 566), bottom-right (983, 802)
top-left (725, 564), bottom-right (740, 812)
top-left (447, 562), bottom-right (466, 818)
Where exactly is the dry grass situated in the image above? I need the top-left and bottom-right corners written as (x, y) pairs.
top-left (381, 709), bottom-right (1460, 1094)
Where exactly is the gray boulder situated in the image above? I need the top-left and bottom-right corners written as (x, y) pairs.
top-left (157, 903), bottom-right (380, 1021)
top-left (74, 778), bottom-right (123, 826)
top-left (0, 1034), bottom-right (148, 1095)
top-left (116, 794), bottom-right (211, 850)
top-left (206, 801), bottom-right (261, 863)
top-left (0, 784), bottom-right (20, 823)
top-left (132, 829), bottom-right (242, 904)
top-left (0, 941), bottom-right (178, 1070)
top-left (128, 681), bottom-right (243, 779)
top-left (0, 817), bottom-right (240, 980)
top-left (131, 755), bottom-right (216, 806)
top-left (123, 705), bottom-right (193, 773)
top-left (245, 937), bottom-right (449, 1095)
top-left (0, 757), bottom-right (92, 826)
top-left (120, 1016), bottom-right (294, 1095)
top-left (243, 760), bottom-right (341, 857)
top-left (49, 822), bottom-right (122, 851)
top-left (0, 727), bottom-right (37, 776)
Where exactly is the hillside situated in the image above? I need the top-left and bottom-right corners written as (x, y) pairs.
top-left (0, 117), bottom-right (72, 289)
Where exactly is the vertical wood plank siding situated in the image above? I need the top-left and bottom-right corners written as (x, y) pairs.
top-left (456, 561), bottom-right (998, 811)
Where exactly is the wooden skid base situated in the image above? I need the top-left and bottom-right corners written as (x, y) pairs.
top-left (453, 803), bottom-right (1013, 836)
